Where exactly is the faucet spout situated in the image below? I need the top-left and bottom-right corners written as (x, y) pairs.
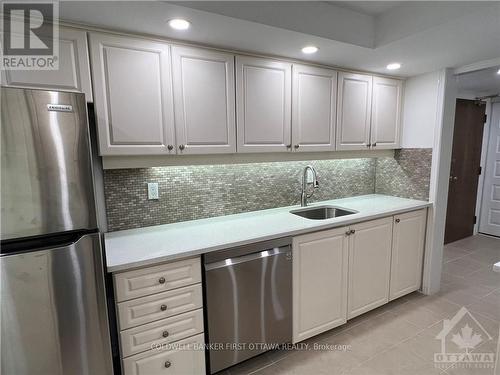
top-left (300, 165), bottom-right (319, 207)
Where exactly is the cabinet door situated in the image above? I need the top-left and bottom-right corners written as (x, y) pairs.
top-left (89, 33), bottom-right (175, 156)
top-left (371, 77), bottom-right (403, 149)
top-left (293, 227), bottom-right (348, 343)
top-left (390, 209), bottom-right (427, 300)
top-left (348, 217), bottom-right (392, 319)
top-left (336, 72), bottom-right (372, 150)
top-left (292, 65), bottom-right (337, 152)
top-left (236, 56), bottom-right (292, 152)
top-left (172, 46), bottom-right (236, 154)
top-left (1, 26), bottom-right (93, 101)
top-left (122, 333), bottom-right (205, 375)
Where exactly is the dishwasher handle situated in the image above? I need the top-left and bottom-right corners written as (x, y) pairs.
top-left (204, 246), bottom-right (291, 271)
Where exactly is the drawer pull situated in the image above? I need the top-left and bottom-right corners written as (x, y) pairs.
top-left (164, 361), bottom-right (172, 368)
top-left (160, 304), bottom-right (168, 311)
top-left (158, 277), bottom-right (166, 284)
top-left (350, 229), bottom-right (355, 234)
top-left (162, 330), bottom-right (169, 338)
top-left (395, 218), bottom-right (400, 223)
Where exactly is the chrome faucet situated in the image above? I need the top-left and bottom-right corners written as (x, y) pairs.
top-left (300, 165), bottom-right (319, 207)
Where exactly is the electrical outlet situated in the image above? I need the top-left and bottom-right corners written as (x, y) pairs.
top-left (147, 182), bottom-right (159, 200)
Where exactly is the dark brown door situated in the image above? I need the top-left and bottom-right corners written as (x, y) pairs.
top-left (444, 99), bottom-right (486, 244)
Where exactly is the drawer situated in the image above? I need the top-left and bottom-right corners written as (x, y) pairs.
top-left (114, 257), bottom-right (201, 302)
top-left (122, 333), bottom-right (206, 375)
top-left (118, 284), bottom-right (202, 330)
top-left (120, 309), bottom-right (204, 357)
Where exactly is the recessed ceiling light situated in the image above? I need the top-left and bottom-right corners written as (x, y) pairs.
top-left (168, 18), bottom-right (191, 31)
top-left (386, 63), bottom-right (401, 70)
top-left (301, 46), bottom-right (319, 54)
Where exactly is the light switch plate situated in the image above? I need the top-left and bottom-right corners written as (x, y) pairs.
top-left (147, 182), bottom-right (159, 200)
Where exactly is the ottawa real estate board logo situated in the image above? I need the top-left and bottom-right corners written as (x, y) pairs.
top-left (434, 307), bottom-right (497, 370)
top-left (1, 1), bottom-right (59, 70)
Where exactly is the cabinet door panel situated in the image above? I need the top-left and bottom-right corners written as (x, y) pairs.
top-left (371, 77), bottom-right (403, 149)
top-left (390, 209), bottom-right (427, 300)
top-left (293, 227), bottom-right (348, 343)
top-left (336, 72), bottom-right (372, 150)
top-left (236, 56), bottom-right (291, 152)
top-left (172, 46), bottom-right (236, 154)
top-left (292, 65), bottom-right (336, 152)
top-left (1, 27), bottom-right (93, 101)
top-left (348, 217), bottom-right (392, 319)
top-left (122, 333), bottom-right (205, 375)
top-left (89, 33), bottom-right (175, 155)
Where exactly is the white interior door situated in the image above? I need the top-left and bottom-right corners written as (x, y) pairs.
top-left (479, 102), bottom-right (500, 237)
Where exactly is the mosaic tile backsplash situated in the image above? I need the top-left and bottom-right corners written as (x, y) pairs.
top-left (104, 149), bottom-right (432, 231)
top-left (376, 148), bottom-right (433, 201)
top-left (104, 158), bottom-right (376, 231)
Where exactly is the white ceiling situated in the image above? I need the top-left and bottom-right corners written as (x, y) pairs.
top-left (59, 1), bottom-right (500, 78)
top-left (329, 1), bottom-right (405, 16)
top-left (457, 67), bottom-right (500, 97)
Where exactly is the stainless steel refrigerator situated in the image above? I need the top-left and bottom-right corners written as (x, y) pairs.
top-left (1, 87), bottom-right (113, 375)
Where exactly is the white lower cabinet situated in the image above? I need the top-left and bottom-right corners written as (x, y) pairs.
top-left (347, 217), bottom-right (393, 319)
top-left (122, 333), bottom-right (206, 375)
top-left (292, 227), bottom-right (348, 343)
top-left (390, 209), bottom-right (427, 300)
top-left (120, 309), bottom-right (204, 357)
top-left (114, 257), bottom-right (206, 375)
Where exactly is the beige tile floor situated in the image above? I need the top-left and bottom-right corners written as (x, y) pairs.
top-left (220, 234), bottom-right (500, 375)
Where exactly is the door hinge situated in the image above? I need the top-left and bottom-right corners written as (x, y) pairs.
top-left (473, 216), bottom-right (477, 224)
top-left (478, 166), bottom-right (482, 175)
top-left (484, 114), bottom-right (488, 123)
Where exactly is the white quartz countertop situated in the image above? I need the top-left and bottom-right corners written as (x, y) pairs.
top-left (105, 194), bottom-right (432, 273)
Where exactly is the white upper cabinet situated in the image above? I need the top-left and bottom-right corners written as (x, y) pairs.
top-left (236, 56), bottom-right (292, 153)
top-left (336, 72), bottom-right (373, 150)
top-left (390, 209), bottom-right (427, 300)
top-left (89, 33), bottom-right (175, 155)
top-left (172, 46), bottom-right (236, 154)
top-left (347, 217), bottom-right (392, 319)
top-left (293, 227), bottom-right (348, 343)
top-left (371, 77), bottom-right (403, 149)
top-left (292, 65), bottom-right (337, 152)
top-left (1, 26), bottom-right (93, 101)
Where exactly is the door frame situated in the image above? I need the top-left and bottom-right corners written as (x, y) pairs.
top-left (474, 98), bottom-right (495, 235)
top-left (476, 98), bottom-right (500, 235)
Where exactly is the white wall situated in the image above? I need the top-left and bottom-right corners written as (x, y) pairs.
top-left (401, 71), bottom-right (441, 148)
top-left (401, 69), bottom-right (457, 295)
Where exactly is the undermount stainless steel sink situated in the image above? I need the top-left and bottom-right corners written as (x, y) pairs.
top-left (290, 205), bottom-right (357, 220)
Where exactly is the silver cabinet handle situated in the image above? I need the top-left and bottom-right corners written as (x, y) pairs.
top-left (395, 218), bottom-right (400, 223)
top-left (158, 277), bottom-right (166, 284)
top-left (162, 331), bottom-right (169, 338)
top-left (167, 145), bottom-right (173, 151)
top-left (164, 361), bottom-right (171, 368)
top-left (179, 144), bottom-right (185, 150)
top-left (160, 304), bottom-right (167, 311)
top-left (345, 230), bottom-right (351, 236)
top-left (350, 229), bottom-right (355, 234)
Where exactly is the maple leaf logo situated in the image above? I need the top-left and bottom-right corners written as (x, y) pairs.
top-left (451, 324), bottom-right (483, 353)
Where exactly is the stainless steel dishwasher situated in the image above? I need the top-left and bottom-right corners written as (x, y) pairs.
top-left (204, 238), bottom-right (292, 373)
